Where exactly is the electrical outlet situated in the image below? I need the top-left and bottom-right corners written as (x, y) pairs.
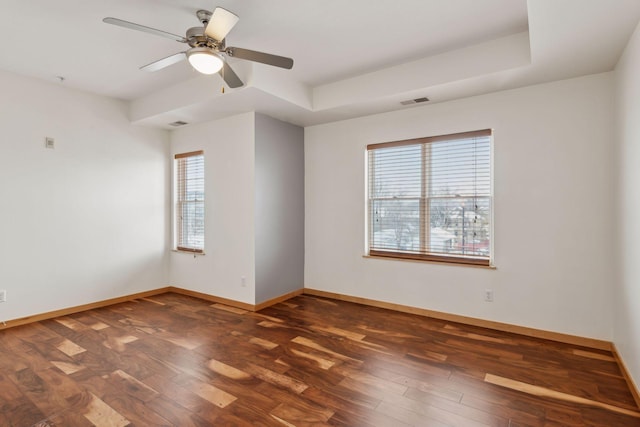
top-left (484, 289), bottom-right (494, 302)
top-left (241, 276), bottom-right (246, 287)
top-left (45, 137), bottom-right (55, 149)
top-left (0, 290), bottom-right (6, 302)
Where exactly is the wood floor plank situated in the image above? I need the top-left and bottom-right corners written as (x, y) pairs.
top-left (245, 363), bottom-right (309, 394)
top-left (572, 348), bottom-right (617, 362)
top-left (50, 360), bottom-right (85, 375)
top-left (249, 336), bottom-right (279, 350)
top-left (211, 303), bottom-right (248, 315)
top-left (140, 297), bottom-right (165, 306)
top-left (288, 348), bottom-right (335, 370)
top-left (55, 317), bottom-right (87, 331)
top-left (46, 409), bottom-right (95, 426)
top-left (142, 373), bottom-right (223, 423)
top-left (160, 333), bottom-right (202, 350)
top-left (310, 324), bottom-right (367, 341)
top-left (207, 358), bottom-right (252, 380)
top-left (291, 336), bottom-right (363, 363)
top-left (0, 292), bottom-right (638, 426)
top-left (109, 369), bottom-right (159, 403)
top-left (302, 382), bottom-right (381, 412)
top-left (270, 400), bottom-right (334, 424)
top-left (396, 373), bottom-right (463, 403)
top-left (230, 329), bottom-right (281, 350)
top-left (10, 367), bottom-right (76, 417)
top-left (376, 400), bottom-right (451, 426)
top-left (0, 371), bottom-right (48, 427)
top-left (384, 391), bottom-right (494, 427)
top-left (83, 392), bottom-right (130, 427)
top-left (143, 394), bottom-right (211, 427)
top-left (90, 321), bottom-right (110, 331)
top-left (485, 373), bottom-right (640, 418)
top-left (189, 380), bottom-right (237, 408)
top-left (404, 386), bottom-right (510, 426)
top-left (56, 339), bottom-right (86, 357)
top-left (102, 334), bottom-right (138, 352)
top-left (338, 369), bottom-right (408, 398)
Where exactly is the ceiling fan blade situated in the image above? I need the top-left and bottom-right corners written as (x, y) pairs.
top-left (219, 62), bottom-right (244, 88)
top-left (103, 17), bottom-right (186, 43)
top-left (225, 47), bottom-right (293, 69)
top-left (205, 7), bottom-right (239, 42)
top-left (140, 52), bottom-right (186, 72)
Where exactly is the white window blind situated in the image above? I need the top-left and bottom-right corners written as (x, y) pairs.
top-left (367, 130), bottom-right (492, 266)
top-left (175, 151), bottom-right (205, 253)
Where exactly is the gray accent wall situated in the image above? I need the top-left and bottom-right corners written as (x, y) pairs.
top-left (254, 114), bottom-right (304, 303)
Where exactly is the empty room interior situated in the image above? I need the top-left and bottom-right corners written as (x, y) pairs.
top-left (2, 0), bottom-right (640, 425)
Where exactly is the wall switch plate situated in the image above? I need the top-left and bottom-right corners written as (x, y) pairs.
top-left (484, 289), bottom-right (494, 302)
top-left (45, 137), bottom-right (55, 149)
top-left (241, 276), bottom-right (246, 287)
top-left (0, 290), bottom-right (6, 302)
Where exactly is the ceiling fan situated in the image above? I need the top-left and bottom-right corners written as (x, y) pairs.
top-left (103, 7), bottom-right (294, 88)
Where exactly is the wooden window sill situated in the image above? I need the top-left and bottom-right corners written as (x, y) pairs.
top-left (363, 254), bottom-right (496, 269)
top-left (172, 249), bottom-right (206, 256)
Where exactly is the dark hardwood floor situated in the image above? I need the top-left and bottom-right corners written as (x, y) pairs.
top-left (0, 292), bottom-right (638, 426)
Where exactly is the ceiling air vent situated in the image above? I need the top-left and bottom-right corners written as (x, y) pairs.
top-left (400, 97), bottom-right (430, 106)
top-left (169, 120), bottom-right (189, 127)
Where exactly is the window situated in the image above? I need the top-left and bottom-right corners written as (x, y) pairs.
top-left (367, 130), bottom-right (492, 266)
top-left (174, 151), bottom-right (205, 253)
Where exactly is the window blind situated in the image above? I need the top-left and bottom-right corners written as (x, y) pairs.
top-left (175, 151), bottom-right (205, 253)
top-left (367, 130), bottom-right (492, 266)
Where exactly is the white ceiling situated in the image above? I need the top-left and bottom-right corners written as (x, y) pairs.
top-left (1, 0), bottom-right (639, 128)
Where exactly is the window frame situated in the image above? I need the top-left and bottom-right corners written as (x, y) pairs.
top-left (174, 150), bottom-right (205, 254)
top-left (366, 130), bottom-right (492, 267)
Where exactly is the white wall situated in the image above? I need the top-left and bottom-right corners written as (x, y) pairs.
top-left (305, 73), bottom-right (616, 340)
top-left (0, 70), bottom-right (169, 321)
top-left (614, 19), bottom-right (640, 391)
top-left (169, 112), bottom-right (256, 304)
top-left (255, 114), bottom-right (305, 303)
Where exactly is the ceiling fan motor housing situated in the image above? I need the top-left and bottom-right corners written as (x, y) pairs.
top-left (186, 27), bottom-right (220, 49)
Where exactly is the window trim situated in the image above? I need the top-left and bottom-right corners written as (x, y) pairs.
top-left (174, 150), bottom-right (205, 254)
top-left (366, 129), bottom-right (492, 267)
top-left (364, 254), bottom-right (496, 269)
top-left (366, 129), bottom-right (492, 151)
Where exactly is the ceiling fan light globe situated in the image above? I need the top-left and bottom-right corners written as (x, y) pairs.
top-left (187, 48), bottom-right (223, 74)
